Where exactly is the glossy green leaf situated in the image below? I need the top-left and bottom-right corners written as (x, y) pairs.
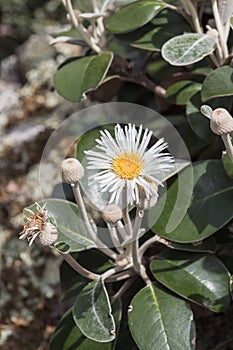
top-left (105, 0), bottom-right (166, 34)
top-left (115, 0), bottom-right (138, 6)
top-left (149, 160), bottom-right (233, 242)
top-left (146, 58), bottom-right (180, 82)
top-left (151, 251), bottom-right (231, 312)
top-left (50, 309), bottom-right (112, 350)
top-left (54, 52), bottom-right (113, 102)
top-left (116, 8), bottom-right (190, 51)
top-left (60, 250), bottom-right (113, 300)
top-left (113, 277), bottom-right (144, 350)
top-left (186, 92), bottom-right (232, 141)
top-left (222, 151), bottom-right (233, 178)
top-left (166, 80), bottom-right (202, 105)
top-left (215, 221), bottom-right (233, 243)
top-left (76, 124), bottom-right (115, 163)
top-left (27, 199), bottom-right (97, 252)
top-left (128, 284), bottom-right (196, 350)
top-left (167, 236), bottom-right (216, 253)
top-left (73, 279), bottom-right (115, 342)
top-left (162, 33), bottom-right (216, 66)
top-left (186, 92), bottom-right (215, 141)
top-left (201, 66), bottom-right (233, 102)
top-left (219, 255), bottom-right (233, 275)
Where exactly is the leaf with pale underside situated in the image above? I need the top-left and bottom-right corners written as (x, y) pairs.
top-left (73, 279), bottom-right (116, 342)
top-left (162, 33), bottom-right (216, 66)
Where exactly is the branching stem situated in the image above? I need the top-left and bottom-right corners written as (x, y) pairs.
top-left (180, 0), bottom-right (202, 33)
top-left (139, 234), bottom-right (171, 259)
top-left (59, 252), bottom-right (99, 280)
top-left (71, 183), bottom-right (117, 259)
top-left (63, 0), bottom-right (101, 53)
top-left (211, 0), bottom-right (229, 59)
top-left (132, 208), bottom-right (144, 273)
top-left (222, 134), bottom-right (233, 162)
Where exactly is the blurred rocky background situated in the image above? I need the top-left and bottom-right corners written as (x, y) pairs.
top-left (0, 1), bottom-right (79, 348)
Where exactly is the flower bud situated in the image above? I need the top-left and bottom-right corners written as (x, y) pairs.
top-left (210, 108), bottom-right (233, 135)
top-left (36, 223), bottom-right (58, 246)
top-left (102, 204), bottom-right (122, 224)
top-left (61, 158), bottom-right (84, 184)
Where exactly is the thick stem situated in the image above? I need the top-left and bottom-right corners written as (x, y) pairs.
top-left (71, 183), bottom-right (117, 259)
top-left (180, 0), bottom-right (202, 33)
top-left (112, 276), bottom-right (137, 300)
top-left (139, 235), bottom-right (172, 259)
top-left (64, 0), bottom-right (101, 53)
top-left (101, 264), bottom-right (132, 281)
top-left (132, 208), bottom-right (144, 273)
top-left (60, 252), bottom-right (99, 280)
top-left (101, 0), bottom-right (115, 12)
top-left (105, 268), bottom-right (135, 282)
top-left (122, 185), bottom-right (133, 236)
top-left (222, 133), bottom-right (233, 162)
top-left (109, 54), bottom-right (166, 98)
top-left (140, 265), bottom-right (152, 286)
top-left (212, 0), bottom-right (229, 59)
top-left (107, 223), bottom-right (124, 254)
top-left (116, 220), bottom-right (128, 242)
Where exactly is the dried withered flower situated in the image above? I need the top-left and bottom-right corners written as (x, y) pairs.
top-left (19, 203), bottom-right (57, 246)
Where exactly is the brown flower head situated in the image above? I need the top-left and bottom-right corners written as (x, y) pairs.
top-left (19, 203), bottom-right (57, 246)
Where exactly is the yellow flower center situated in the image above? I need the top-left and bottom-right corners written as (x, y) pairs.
top-left (112, 152), bottom-right (143, 180)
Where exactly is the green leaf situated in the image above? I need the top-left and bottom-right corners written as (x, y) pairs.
top-left (150, 251), bottom-right (231, 312)
top-left (116, 8), bottom-right (190, 51)
top-left (166, 80), bottom-right (202, 105)
top-left (54, 52), bottom-right (113, 102)
top-left (149, 160), bottom-right (233, 242)
top-left (222, 151), bottom-right (233, 178)
top-left (219, 255), bottom-right (233, 275)
top-left (128, 284), bottom-right (196, 350)
top-left (50, 308), bottom-right (112, 350)
top-left (115, 0), bottom-right (138, 6)
top-left (105, 0), bottom-right (166, 34)
top-left (167, 236), bottom-right (216, 253)
top-left (60, 250), bottom-right (114, 300)
top-left (222, 153), bottom-right (233, 178)
top-left (162, 33), bottom-right (216, 66)
top-left (32, 199), bottom-right (97, 252)
top-left (186, 92), bottom-right (215, 141)
top-left (186, 92), bottom-right (233, 141)
top-left (201, 66), bottom-right (233, 102)
top-left (76, 124), bottom-right (115, 163)
top-left (73, 279), bottom-right (116, 342)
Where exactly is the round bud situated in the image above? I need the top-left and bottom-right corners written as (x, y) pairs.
top-left (61, 158), bottom-right (84, 184)
top-left (36, 223), bottom-right (58, 246)
top-left (210, 108), bottom-right (233, 135)
top-left (102, 204), bottom-right (123, 224)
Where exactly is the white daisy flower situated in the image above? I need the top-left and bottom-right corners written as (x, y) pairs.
top-left (85, 124), bottom-right (174, 206)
